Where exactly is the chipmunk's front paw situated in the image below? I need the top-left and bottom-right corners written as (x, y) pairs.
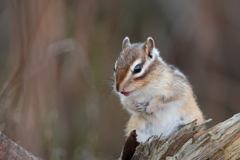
top-left (132, 102), bottom-right (149, 112)
top-left (146, 98), bottom-right (158, 115)
top-left (146, 106), bottom-right (155, 115)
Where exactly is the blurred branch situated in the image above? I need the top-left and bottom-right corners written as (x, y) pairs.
top-left (0, 0), bottom-right (52, 107)
top-left (0, 131), bottom-right (41, 160)
top-left (120, 113), bottom-right (240, 160)
top-left (0, 0), bottom-right (66, 157)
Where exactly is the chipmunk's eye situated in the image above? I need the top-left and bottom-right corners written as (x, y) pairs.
top-left (133, 64), bottom-right (142, 74)
top-left (114, 67), bottom-right (116, 72)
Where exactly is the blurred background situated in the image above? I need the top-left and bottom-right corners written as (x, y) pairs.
top-left (0, 0), bottom-right (239, 159)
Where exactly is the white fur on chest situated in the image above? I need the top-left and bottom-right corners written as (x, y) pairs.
top-left (135, 100), bottom-right (185, 142)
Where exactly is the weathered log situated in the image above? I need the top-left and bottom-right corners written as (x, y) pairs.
top-left (0, 132), bottom-right (41, 160)
top-left (121, 113), bottom-right (240, 160)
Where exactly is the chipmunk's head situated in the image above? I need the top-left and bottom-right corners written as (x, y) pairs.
top-left (113, 37), bottom-right (162, 97)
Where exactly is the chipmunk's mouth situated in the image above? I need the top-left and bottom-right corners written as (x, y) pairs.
top-left (121, 91), bottom-right (132, 96)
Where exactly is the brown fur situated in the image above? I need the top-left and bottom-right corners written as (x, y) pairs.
top-left (116, 45), bottom-right (144, 85)
top-left (114, 37), bottom-right (205, 142)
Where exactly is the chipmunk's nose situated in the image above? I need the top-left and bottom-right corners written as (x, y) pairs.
top-left (116, 84), bottom-right (119, 92)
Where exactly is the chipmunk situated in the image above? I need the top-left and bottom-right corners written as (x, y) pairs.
top-left (113, 37), bottom-right (204, 142)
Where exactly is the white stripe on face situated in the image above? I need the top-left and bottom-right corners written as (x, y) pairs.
top-left (114, 61), bottom-right (118, 70)
top-left (130, 59), bottom-right (142, 72)
top-left (130, 58), bottom-right (152, 78)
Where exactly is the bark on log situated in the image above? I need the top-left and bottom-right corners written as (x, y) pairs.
top-left (0, 132), bottom-right (41, 160)
top-left (122, 113), bottom-right (240, 160)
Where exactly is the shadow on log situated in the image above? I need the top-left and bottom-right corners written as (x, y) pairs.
top-left (120, 113), bottom-right (240, 160)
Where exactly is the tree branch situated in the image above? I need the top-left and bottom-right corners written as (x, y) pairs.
top-left (0, 132), bottom-right (41, 160)
top-left (120, 113), bottom-right (240, 160)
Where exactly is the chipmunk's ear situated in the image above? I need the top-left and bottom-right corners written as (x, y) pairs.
top-left (122, 37), bottom-right (130, 50)
top-left (143, 37), bottom-right (155, 58)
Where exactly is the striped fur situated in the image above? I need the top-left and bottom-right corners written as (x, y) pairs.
top-left (113, 37), bottom-right (204, 142)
